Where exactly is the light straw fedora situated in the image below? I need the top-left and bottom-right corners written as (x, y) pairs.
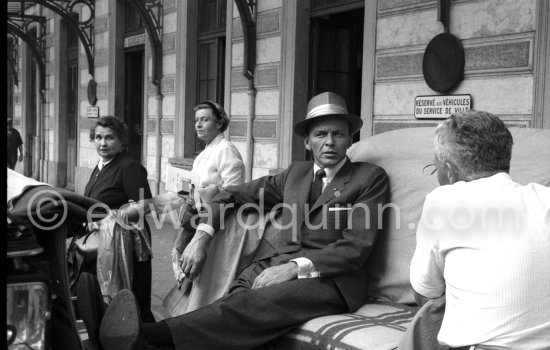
top-left (293, 92), bottom-right (363, 137)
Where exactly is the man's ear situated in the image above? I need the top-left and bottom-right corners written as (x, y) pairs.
top-left (444, 161), bottom-right (460, 184)
top-left (304, 137), bottom-right (312, 151)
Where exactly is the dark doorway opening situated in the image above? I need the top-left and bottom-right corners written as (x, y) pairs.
top-left (309, 8), bottom-right (364, 144)
top-left (65, 15), bottom-right (79, 190)
top-left (124, 50), bottom-right (144, 162)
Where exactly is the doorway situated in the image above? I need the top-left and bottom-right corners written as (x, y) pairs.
top-left (124, 50), bottom-right (144, 162)
top-left (65, 19), bottom-right (79, 190)
top-left (65, 61), bottom-right (78, 189)
top-left (309, 8), bottom-right (364, 143)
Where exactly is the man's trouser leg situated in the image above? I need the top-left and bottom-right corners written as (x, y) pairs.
top-left (164, 262), bottom-right (347, 350)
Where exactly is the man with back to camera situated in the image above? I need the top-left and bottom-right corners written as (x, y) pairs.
top-left (98, 92), bottom-right (390, 350)
top-left (410, 110), bottom-right (550, 349)
top-left (7, 118), bottom-right (24, 170)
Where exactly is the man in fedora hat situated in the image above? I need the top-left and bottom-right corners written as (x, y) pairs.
top-left (99, 92), bottom-right (390, 350)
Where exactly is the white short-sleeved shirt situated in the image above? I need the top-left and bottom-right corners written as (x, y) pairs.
top-left (410, 173), bottom-right (550, 349)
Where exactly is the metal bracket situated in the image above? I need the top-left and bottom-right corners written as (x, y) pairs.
top-left (7, 13), bottom-right (47, 92)
top-left (8, 34), bottom-right (20, 86)
top-left (234, 0), bottom-right (256, 81)
top-left (35, 0), bottom-right (96, 76)
top-left (438, 0), bottom-right (451, 33)
top-left (127, 0), bottom-right (163, 89)
top-left (7, 0), bottom-right (95, 77)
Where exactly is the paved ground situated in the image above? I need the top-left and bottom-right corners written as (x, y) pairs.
top-left (148, 216), bottom-right (179, 321)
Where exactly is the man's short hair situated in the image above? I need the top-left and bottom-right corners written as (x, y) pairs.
top-left (435, 110), bottom-right (513, 179)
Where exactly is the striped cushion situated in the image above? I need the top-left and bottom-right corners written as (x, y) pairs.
top-left (269, 300), bottom-right (417, 350)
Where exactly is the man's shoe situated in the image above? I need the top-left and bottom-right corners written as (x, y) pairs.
top-left (99, 289), bottom-right (147, 350)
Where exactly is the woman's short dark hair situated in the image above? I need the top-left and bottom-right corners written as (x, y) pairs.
top-left (89, 116), bottom-right (128, 144)
top-left (194, 101), bottom-right (230, 132)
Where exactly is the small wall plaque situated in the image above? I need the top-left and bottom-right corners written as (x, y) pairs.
top-left (87, 106), bottom-right (99, 118)
top-left (124, 33), bottom-right (146, 48)
top-left (414, 94), bottom-right (472, 119)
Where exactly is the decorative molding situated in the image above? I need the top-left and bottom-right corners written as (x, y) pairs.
top-left (94, 49), bottom-right (108, 65)
top-left (144, 118), bottom-right (175, 134)
top-left (373, 120), bottom-right (439, 135)
top-left (378, 0), bottom-right (433, 17)
top-left (376, 35), bottom-right (534, 82)
top-left (161, 76), bottom-right (176, 93)
top-left (233, 11), bottom-right (279, 40)
top-left (161, 119), bottom-right (174, 133)
top-left (310, 0), bottom-right (364, 17)
top-left (163, 34), bottom-right (176, 52)
top-left (94, 15), bottom-right (108, 32)
top-left (163, 0), bottom-right (177, 12)
top-left (228, 119), bottom-right (278, 139)
top-left (373, 114), bottom-right (533, 133)
top-left (231, 66), bottom-right (278, 89)
top-left (378, 0), bottom-right (478, 18)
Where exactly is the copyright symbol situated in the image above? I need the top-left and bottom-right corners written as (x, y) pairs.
top-left (27, 189), bottom-right (68, 230)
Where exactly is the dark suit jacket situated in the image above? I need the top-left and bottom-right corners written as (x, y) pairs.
top-left (84, 153), bottom-right (152, 209)
top-left (200, 158), bottom-right (389, 311)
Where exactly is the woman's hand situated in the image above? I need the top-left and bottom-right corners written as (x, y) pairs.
top-left (196, 184), bottom-right (220, 208)
top-left (171, 248), bottom-right (185, 283)
top-left (180, 230), bottom-right (211, 281)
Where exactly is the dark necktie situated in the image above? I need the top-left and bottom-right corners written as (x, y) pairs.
top-left (309, 169), bottom-right (326, 206)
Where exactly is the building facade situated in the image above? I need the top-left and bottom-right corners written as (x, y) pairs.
top-left (7, 0), bottom-right (550, 195)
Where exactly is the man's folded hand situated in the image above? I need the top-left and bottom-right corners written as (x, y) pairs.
top-left (251, 262), bottom-right (299, 289)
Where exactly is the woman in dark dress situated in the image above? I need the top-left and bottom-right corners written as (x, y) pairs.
top-left (83, 116), bottom-right (155, 322)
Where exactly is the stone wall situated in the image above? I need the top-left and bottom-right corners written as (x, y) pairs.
top-left (373, 0), bottom-right (536, 133)
top-left (229, 0), bottom-right (282, 178)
